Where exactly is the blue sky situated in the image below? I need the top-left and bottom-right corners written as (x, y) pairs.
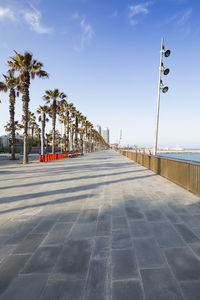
top-left (0, 0), bottom-right (200, 148)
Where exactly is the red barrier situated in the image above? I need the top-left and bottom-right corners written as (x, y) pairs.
top-left (39, 151), bottom-right (82, 163)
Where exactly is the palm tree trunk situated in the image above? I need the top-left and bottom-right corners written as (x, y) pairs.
top-left (80, 133), bottom-right (83, 154)
top-left (9, 88), bottom-right (16, 160)
top-left (52, 100), bottom-right (56, 154)
top-left (41, 112), bottom-right (45, 155)
top-left (30, 127), bottom-right (34, 152)
top-left (66, 114), bottom-right (70, 151)
top-left (75, 116), bottom-right (78, 150)
top-left (22, 72), bottom-right (30, 164)
top-left (71, 129), bottom-right (74, 151)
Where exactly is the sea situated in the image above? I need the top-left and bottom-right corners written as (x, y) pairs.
top-left (159, 152), bottom-right (200, 163)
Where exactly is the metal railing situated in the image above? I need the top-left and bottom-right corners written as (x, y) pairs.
top-left (118, 150), bottom-right (200, 195)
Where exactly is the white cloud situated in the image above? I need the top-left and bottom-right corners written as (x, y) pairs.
top-left (23, 6), bottom-right (52, 34)
top-left (80, 17), bottom-right (94, 41)
top-left (0, 6), bottom-right (15, 20)
top-left (72, 12), bottom-right (79, 20)
top-left (110, 10), bottom-right (118, 18)
top-left (177, 8), bottom-right (192, 25)
top-left (0, 4), bottom-right (52, 34)
top-left (129, 2), bottom-right (151, 25)
top-left (73, 14), bottom-right (94, 51)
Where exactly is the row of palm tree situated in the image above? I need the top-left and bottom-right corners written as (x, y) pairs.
top-left (0, 50), bottom-right (108, 164)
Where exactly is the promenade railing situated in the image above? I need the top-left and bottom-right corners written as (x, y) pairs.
top-left (118, 150), bottom-right (200, 195)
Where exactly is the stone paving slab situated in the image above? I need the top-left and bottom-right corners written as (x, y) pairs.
top-left (0, 150), bottom-right (200, 299)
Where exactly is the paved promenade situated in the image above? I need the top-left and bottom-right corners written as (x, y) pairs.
top-left (0, 150), bottom-right (200, 300)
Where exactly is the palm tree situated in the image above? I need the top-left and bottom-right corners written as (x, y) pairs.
top-left (43, 89), bottom-right (66, 154)
top-left (28, 111), bottom-right (36, 152)
top-left (37, 105), bottom-right (49, 155)
top-left (74, 110), bottom-right (81, 150)
top-left (8, 51), bottom-right (48, 164)
top-left (70, 123), bottom-right (76, 151)
top-left (4, 120), bottom-right (23, 135)
top-left (34, 124), bottom-right (41, 147)
top-left (46, 133), bottom-right (51, 149)
top-left (0, 72), bottom-right (19, 159)
top-left (57, 99), bottom-right (67, 152)
top-left (79, 115), bottom-right (86, 153)
top-left (66, 103), bottom-right (74, 151)
top-left (84, 120), bottom-right (92, 152)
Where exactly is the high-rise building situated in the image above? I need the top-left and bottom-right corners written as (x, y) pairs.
top-left (94, 124), bottom-right (101, 135)
top-left (102, 127), bottom-right (109, 144)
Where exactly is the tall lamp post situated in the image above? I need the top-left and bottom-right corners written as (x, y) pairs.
top-left (153, 37), bottom-right (171, 155)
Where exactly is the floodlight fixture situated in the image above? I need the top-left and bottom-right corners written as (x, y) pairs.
top-left (160, 80), bottom-right (169, 93)
top-left (164, 50), bottom-right (171, 57)
top-left (161, 63), bottom-right (170, 75)
top-left (163, 68), bottom-right (170, 75)
top-left (162, 86), bottom-right (169, 93)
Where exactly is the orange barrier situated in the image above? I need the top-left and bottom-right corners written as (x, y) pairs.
top-left (39, 151), bottom-right (81, 163)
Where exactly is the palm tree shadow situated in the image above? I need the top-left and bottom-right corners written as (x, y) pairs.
top-left (0, 174), bottom-right (156, 205)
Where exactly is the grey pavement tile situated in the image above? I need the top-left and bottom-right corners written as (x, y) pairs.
top-left (192, 227), bottom-right (200, 238)
top-left (190, 244), bottom-right (200, 258)
top-left (185, 203), bottom-right (200, 215)
top-left (125, 199), bottom-right (138, 207)
top-left (42, 223), bottom-right (72, 245)
top-left (5, 226), bottom-right (33, 244)
top-left (180, 281), bottom-right (200, 300)
top-left (164, 247), bottom-right (200, 281)
top-left (96, 220), bottom-right (111, 236)
top-left (112, 230), bottom-right (132, 249)
top-left (0, 245), bottom-right (16, 262)
top-left (0, 254), bottom-right (30, 296)
top-left (112, 217), bottom-right (128, 231)
top-left (151, 222), bottom-right (185, 248)
top-left (180, 215), bottom-right (200, 228)
top-left (141, 268), bottom-right (184, 300)
top-left (39, 280), bottom-right (85, 300)
top-left (112, 207), bottom-right (125, 217)
top-left (68, 222), bottom-right (97, 239)
top-left (98, 212), bottom-right (111, 222)
top-left (84, 259), bottom-right (109, 300)
top-left (52, 239), bottom-right (92, 280)
top-left (21, 246), bottom-right (60, 274)
top-left (13, 234), bottom-right (45, 254)
top-left (112, 280), bottom-right (144, 300)
top-left (78, 209), bottom-right (99, 223)
top-left (134, 237), bottom-right (165, 269)
top-left (0, 222), bottom-right (25, 236)
top-left (145, 209), bottom-right (165, 222)
top-left (58, 212), bottom-right (80, 222)
top-left (0, 235), bottom-right (10, 245)
top-left (32, 220), bottom-right (55, 233)
top-left (165, 212), bottom-right (181, 224)
top-left (112, 249), bottom-right (139, 280)
top-left (125, 206), bottom-right (144, 220)
top-left (0, 274), bottom-right (48, 300)
top-left (174, 224), bottom-right (199, 243)
top-left (92, 237), bottom-right (110, 259)
top-left (129, 221), bottom-right (152, 238)
top-left (50, 222), bottom-right (73, 232)
top-left (168, 204), bottom-right (188, 215)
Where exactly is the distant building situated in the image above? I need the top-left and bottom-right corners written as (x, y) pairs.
top-left (102, 127), bottom-right (109, 144)
top-left (0, 134), bottom-right (23, 152)
top-left (94, 124), bottom-right (101, 135)
top-left (0, 135), bottom-right (9, 149)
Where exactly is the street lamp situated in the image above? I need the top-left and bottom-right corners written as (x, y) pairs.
top-left (153, 37), bottom-right (171, 156)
